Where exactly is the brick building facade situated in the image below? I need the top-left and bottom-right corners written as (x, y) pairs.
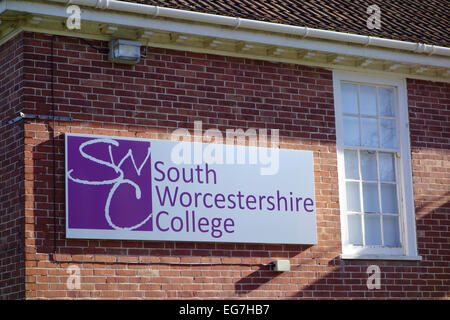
top-left (0, 0), bottom-right (449, 300)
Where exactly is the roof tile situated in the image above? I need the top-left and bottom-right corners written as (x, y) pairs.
top-left (124, 0), bottom-right (450, 47)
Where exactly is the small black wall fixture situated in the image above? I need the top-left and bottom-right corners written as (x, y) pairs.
top-left (7, 112), bottom-right (73, 125)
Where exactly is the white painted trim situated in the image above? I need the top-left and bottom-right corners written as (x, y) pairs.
top-left (0, 24), bottom-right (439, 83)
top-left (2, 0), bottom-right (450, 71)
top-left (0, 25), bottom-right (22, 45)
top-left (333, 71), bottom-right (419, 260)
top-left (47, 0), bottom-right (450, 57)
top-left (340, 254), bottom-right (422, 261)
top-left (0, 0), bottom-right (6, 15)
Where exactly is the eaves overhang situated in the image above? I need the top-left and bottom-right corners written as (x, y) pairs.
top-left (1, 0), bottom-right (449, 82)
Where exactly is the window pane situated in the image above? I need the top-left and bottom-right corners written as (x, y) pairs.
top-left (339, 81), bottom-right (404, 251)
top-left (344, 150), bottom-right (359, 179)
top-left (344, 116), bottom-right (360, 146)
top-left (342, 83), bottom-right (358, 114)
top-left (346, 182), bottom-right (361, 212)
top-left (363, 183), bottom-right (379, 213)
top-left (364, 215), bottom-right (382, 245)
top-left (360, 151), bottom-right (377, 181)
top-left (380, 119), bottom-right (397, 149)
top-left (379, 87), bottom-right (395, 117)
top-left (381, 184), bottom-right (398, 213)
top-left (361, 118), bottom-right (379, 147)
top-left (379, 152), bottom-right (396, 182)
top-left (348, 214), bottom-right (363, 245)
top-left (360, 85), bottom-right (377, 116)
top-left (383, 215), bottom-right (401, 247)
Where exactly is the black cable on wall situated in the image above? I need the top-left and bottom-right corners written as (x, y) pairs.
top-left (50, 35), bottom-right (57, 254)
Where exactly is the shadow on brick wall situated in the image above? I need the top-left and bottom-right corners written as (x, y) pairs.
top-left (293, 196), bottom-right (450, 299)
top-left (30, 128), bottom-right (316, 299)
top-left (28, 127), bottom-right (449, 299)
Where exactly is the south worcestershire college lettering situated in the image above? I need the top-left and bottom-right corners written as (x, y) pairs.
top-left (153, 165), bottom-right (315, 213)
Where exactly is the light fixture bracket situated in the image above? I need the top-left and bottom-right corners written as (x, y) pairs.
top-left (108, 39), bottom-right (142, 64)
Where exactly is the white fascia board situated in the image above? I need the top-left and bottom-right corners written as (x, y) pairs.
top-left (48, 0), bottom-right (450, 56)
top-left (0, 25), bottom-right (22, 44)
top-left (4, 0), bottom-right (450, 70)
top-left (13, 26), bottom-right (442, 83)
top-left (0, 1), bottom-right (6, 15)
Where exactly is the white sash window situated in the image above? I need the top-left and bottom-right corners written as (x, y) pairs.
top-left (333, 72), bottom-right (420, 260)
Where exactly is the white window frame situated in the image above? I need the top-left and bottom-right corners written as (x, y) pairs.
top-left (333, 71), bottom-right (421, 261)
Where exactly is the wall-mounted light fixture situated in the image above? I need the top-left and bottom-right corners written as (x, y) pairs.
top-left (108, 39), bottom-right (142, 64)
top-left (271, 260), bottom-right (291, 272)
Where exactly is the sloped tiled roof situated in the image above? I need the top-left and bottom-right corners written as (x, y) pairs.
top-left (124, 0), bottom-right (450, 47)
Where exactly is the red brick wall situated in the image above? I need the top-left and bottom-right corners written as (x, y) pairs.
top-left (0, 33), bottom-right (25, 299)
top-left (407, 78), bottom-right (450, 297)
top-left (5, 32), bottom-right (450, 299)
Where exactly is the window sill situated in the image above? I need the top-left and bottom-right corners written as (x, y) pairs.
top-left (340, 254), bottom-right (422, 261)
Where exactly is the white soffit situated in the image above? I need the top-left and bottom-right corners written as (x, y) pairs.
top-left (0, 0), bottom-right (449, 81)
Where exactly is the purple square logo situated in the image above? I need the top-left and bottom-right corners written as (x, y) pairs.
top-left (66, 134), bottom-right (153, 232)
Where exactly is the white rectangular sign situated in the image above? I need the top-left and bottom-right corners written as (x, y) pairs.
top-left (65, 133), bottom-right (317, 244)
